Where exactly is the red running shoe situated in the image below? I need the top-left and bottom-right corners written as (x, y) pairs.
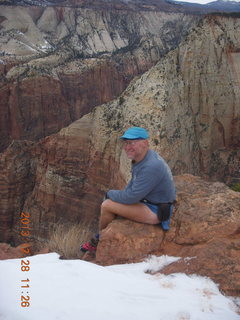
top-left (80, 237), bottom-right (99, 253)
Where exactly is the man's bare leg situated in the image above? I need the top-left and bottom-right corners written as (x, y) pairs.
top-left (99, 199), bottom-right (159, 231)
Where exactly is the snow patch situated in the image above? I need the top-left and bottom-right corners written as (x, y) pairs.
top-left (0, 253), bottom-right (239, 320)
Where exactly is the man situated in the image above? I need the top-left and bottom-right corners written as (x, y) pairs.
top-left (81, 126), bottom-right (176, 253)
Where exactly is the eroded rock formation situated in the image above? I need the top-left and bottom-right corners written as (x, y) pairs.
top-left (0, 4), bottom-right (196, 151)
top-left (96, 174), bottom-right (240, 297)
top-left (0, 115), bottom-right (126, 243)
top-left (90, 14), bottom-right (240, 181)
top-left (0, 14), bottom-right (239, 247)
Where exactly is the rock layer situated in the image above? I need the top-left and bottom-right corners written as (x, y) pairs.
top-left (0, 5), bottom-right (196, 151)
top-left (0, 140), bottom-right (36, 243)
top-left (0, 115), bottom-right (126, 243)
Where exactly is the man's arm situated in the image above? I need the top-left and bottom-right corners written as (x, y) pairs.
top-left (107, 165), bottom-right (163, 204)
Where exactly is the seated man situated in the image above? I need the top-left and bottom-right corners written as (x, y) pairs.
top-left (81, 126), bottom-right (176, 253)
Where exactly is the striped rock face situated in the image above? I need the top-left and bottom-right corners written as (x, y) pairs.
top-left (0, 5), bottom-right (197, 152)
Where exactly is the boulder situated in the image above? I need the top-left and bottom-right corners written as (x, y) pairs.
top-left (0, 243), bottom-right (24, 260)
top-left (96, 174), bottom-right (240, 296)
top-left (96, 219), bottom-right (165, 265)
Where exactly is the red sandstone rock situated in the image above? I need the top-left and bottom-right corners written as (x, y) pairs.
top-left (13, 116), bottom-right (125, 244)
top-left (160, 237), bottom-right (240, 297)
top-left (0, 243), bottom-right (24, 260)
top-left (96, 218), bottom-right (165, 265)
top-left (0, 76), bottom-right (72, 152)
top-left (0, 57), bottom-right (157, 152)
top-left (95, 174), bottom-right (240, 296)
top-left (0, 112), bottom-right (126, 244)
top-left (0, 140), bottom-right (35, 243)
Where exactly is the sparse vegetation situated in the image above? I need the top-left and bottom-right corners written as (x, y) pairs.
top-left (230, 183), bottom-right (240, 192)
top-left (43, 222), bottom-right (94, 259)
top-left (119, 96), bottom-right (125, 105)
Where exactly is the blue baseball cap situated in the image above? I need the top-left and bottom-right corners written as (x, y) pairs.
top-left (120, 127), bottom-right (149, 140)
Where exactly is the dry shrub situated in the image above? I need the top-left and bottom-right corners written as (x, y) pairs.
top-left (44, 222), bottom-right (94, 259)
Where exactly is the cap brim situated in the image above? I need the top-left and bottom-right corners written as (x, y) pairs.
top-left (119, 134), bottom-right (137, 140)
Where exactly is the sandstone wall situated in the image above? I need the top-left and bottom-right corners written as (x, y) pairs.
top-left (0, 114), bottom-right (126, 243)
top-left (93, 14), bottom-right (240, 181)
top-left (0, 5), bottom-right (196, 151)
top-left (0, 140), bottom-right (36, 242)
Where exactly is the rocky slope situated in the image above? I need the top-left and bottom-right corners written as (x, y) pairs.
top-left (0, 4), bottom-right (197, 151)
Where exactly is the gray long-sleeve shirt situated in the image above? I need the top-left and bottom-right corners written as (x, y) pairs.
top-left (107, 149), bottom-right (176, 204)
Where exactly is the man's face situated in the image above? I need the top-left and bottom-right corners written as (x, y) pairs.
top-left (122, 139), bottom-right (149, 162)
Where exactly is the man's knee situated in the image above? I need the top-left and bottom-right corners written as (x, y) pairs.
top-left (101, 199), bottom-right (113, 211)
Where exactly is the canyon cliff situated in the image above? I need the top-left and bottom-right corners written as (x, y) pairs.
top-left (0, 12), bottom-right (239, 246)
top-left (0, 1), bottom-right (199, 243)
top-left (0, 3), bottom-right (197, 151)
top-left (96, 14), bottom-right (240, 182)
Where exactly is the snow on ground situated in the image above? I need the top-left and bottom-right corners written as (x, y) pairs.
top-left (0, 253), bottom-right (239, 320)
